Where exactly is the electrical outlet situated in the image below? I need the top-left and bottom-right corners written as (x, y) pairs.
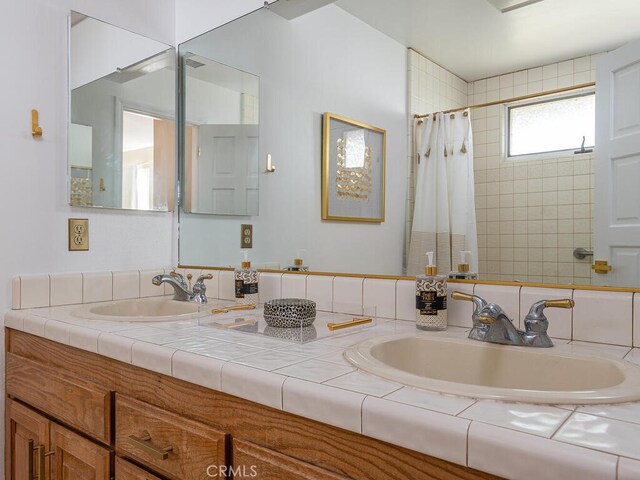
top-left (68, 218), bottom-right (89, 251)
top-left (241, 224), bottom-right (253, 248)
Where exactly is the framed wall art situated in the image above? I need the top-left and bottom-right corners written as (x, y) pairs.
top-left (322, 113), bottom-right (386, 222)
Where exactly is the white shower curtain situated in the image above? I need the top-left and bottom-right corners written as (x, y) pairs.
top-left (407, 110), bottom-right (478, 276)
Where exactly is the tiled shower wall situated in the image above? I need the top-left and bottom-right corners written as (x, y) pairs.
top-left (470, 55), bottom-right (599, 285)
top-left (408, 48), bottom-right (601, 285)
top-left (406, 49), bottom-right (468, 271)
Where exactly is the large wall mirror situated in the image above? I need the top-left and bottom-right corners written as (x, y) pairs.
top-left (69, 12), bottom-right (176, 211)
top-left (177, 0), bottom-right (640, 288)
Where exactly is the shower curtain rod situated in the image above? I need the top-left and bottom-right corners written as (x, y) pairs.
top-left (413, 81), bottom-right (595, 120)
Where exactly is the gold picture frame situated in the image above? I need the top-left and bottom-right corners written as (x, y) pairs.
top-left (322, 113), bottom-right (386, 222)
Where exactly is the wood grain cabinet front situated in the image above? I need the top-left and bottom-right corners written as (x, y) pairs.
top-left (232, 439), bottom-right (350, 480)
top-left (115, 457), bottom-right (164, 480)
top-left (6, 399), bottom-right (111, 480)
top-left (115, 395), bottom-right (227, 480)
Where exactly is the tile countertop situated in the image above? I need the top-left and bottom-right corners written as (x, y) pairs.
top-left (5, 301), bottom-right (640, 480)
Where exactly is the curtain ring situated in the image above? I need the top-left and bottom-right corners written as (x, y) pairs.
top-left (463, 111), bottom-right (469, 117)
top-left (450, 113), bottom-right (455, 119)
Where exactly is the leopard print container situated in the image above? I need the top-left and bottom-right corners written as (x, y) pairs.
top-left (263, 298), bottom-right (317, 328)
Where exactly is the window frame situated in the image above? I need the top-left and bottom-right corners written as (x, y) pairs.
top-left (505, 91), bottom-right (595, 160)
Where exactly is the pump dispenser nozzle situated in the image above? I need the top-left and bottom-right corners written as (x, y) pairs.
top-left (241, 250), bottom-right (251, 269)
top-left (425, 251), bottom-right (437, 276)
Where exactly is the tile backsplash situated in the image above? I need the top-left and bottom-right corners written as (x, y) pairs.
top-left (9, 268), bottom-right (640, 349)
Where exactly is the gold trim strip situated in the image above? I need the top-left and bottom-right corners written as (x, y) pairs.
top-left (178, 265), bottom-right (640, 293)
top-left (414, 82), bottom-right (596, 119)
top-left (211, 304), bottom-right (256, 314)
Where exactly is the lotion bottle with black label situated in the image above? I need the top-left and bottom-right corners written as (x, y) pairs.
top-left (416, 251), bottom-right (448, 331)
top-left (235, 251), bottom-right (259, 305)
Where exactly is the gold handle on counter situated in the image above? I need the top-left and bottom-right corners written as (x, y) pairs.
top-left (327, 317), bottom-right (373, 331)
top-left (451, 291), bottom-right (474, 302)
top-left (128, 432), bottom-right (173, 460)
top-left (544, 299), bottom-right (575, 309)
top-left (211, 304), bottom-right (256, 314)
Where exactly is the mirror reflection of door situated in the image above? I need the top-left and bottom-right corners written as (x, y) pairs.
top-left (594, 38), bottom-right (640, 286)
top-left (121, 111), bottom-right (175, 211)
top-left (193, 125), bottom-right (259, 215)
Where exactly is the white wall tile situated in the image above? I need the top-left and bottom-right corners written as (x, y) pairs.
top-left (447, 282), bottom-right (475, 328)
top-left (259, 273), bottom-right (282, 303)
top-left (11, 277), bottom-right (20, 309)
top-left (172, 350), bottom-right (223, 391)
top-left (281, 274), bottom-right (306, 298)
top-left (112, 270), bottom-right (140, 300)
top-left (221, 363), bottom-right (285, 410)
top-left (468, 423), bottom-right (617, 480)
top-left (573, 290), bottom-right (633, 346)
top-left (132, 342), bottom-right (175, 375)
top-left (50, 273), bottom-right (83, 306)
top-left (520, 287), bottom-right (574, 339)
top-left (474, 284), bottom-right (521, 327)
top-left (139, 269), bottom-right (165, 297)
top-left (19, 274), bottom-right (49, 308)
top-left (395, 280), bottom-right (415, 321)
top-left (219, 270), bottom-right (236, 300)
top-left (362, 397), bottom-right (469, 465)
top-left (333, 277), bottom-right (363, 315)
top-left (82, 272), bottom-right (113, 303)
top-left (306, 275), bottom-right (334, 312)
top-left (283, 378), bottom-right (364, 433)
top-left (201, 270), bottom-right (219, 300)
top-left (363, 279), bottom-right (396, 319)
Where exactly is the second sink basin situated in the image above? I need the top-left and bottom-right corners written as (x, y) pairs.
top-left (73, 298), bottom-right (206, 322)
top-left (345, 334), bottom-right (640, 404)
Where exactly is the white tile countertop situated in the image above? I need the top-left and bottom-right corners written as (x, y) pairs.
top-left (5, 300), bottom-right (640, 480)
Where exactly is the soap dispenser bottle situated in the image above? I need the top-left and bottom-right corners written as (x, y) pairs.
top-left (416, 251), bottom-right (448, 331)
top-left (449, 251), bottom-right (478, 280)
top-left (235, 252), bottom-right (259, 305)
top-left (287, 250), bottom-right (309, 272)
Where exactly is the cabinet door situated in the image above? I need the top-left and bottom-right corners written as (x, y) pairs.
top-left (233, 439), bottom-right (349, 480)
top-left (6, 399), bottom-right (50, 480)
top-left (50, 423), bottom-right (110, 480)
top-left (115, 457), bottom-right (163, 480)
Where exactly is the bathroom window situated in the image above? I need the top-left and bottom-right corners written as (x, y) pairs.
top-left (507, 92), bottom-right (595, 158)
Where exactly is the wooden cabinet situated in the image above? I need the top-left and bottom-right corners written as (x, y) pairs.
top-left (233, 439), bottom-right (349, 480)
top-left (6, 329), bottom-right (498, 480)
top-left (6, 399), bottom-right (111, 480)
top-left (115, 457), bottom-right (164, 480)
top-left (116, 395), bottom-right (227, 480)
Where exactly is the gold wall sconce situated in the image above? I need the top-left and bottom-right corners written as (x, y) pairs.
top-left (31, 109), bottom-right (43, 138)
top-left (265, 153), bottom-right (276, 173)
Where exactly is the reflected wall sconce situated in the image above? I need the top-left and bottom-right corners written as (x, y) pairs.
top-left (31, 109), bottom-right (43, 138)
top-left (266, 153), bottom-right (276, 173)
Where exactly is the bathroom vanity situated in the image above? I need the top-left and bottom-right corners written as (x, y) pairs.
top-left (5, 328), bottom-right (496, 480)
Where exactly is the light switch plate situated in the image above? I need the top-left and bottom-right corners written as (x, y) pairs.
top-left (68, 218), bottom-right (89, 251)
top-left (241, 224), bottom-right (253, 248)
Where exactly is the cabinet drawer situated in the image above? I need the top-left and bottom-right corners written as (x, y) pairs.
top-left (115, 457), bottom-right (164, 480)
top-left (116, 395), bottom-right (227, 480)
top-left (6, 352), bottom-right (112, 444)
top-left (233, 439), bottom-right (349, 480)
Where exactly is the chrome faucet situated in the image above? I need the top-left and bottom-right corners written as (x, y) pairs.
top-left (152, 271), bottom-right (214, 304)
top-left (452, 291), bottom-right (574, 347)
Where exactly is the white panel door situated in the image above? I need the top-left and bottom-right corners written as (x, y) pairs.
top-left (197, 124), bottom-right (259, 215)
top-left (594, 38), bottom-right (640, 286)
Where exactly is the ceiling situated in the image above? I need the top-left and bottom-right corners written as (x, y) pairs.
top-left (334, 0), bottom-right (640, 81)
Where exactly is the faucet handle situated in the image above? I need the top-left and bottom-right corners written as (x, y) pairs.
top-left (451, 291), bottom-right (488, 314)
top-left (196, 273), bottom-right (213, 284)
top-left (525, 299), bottom-right (575, 334)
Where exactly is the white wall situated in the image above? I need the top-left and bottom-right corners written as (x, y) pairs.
top-left (179, 5), bottom-right (408, 275)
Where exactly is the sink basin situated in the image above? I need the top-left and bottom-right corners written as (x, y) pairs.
top-left (344, 334), bottom-right (640, 404)
top-left (72, 298), bottom-right (207, 322)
